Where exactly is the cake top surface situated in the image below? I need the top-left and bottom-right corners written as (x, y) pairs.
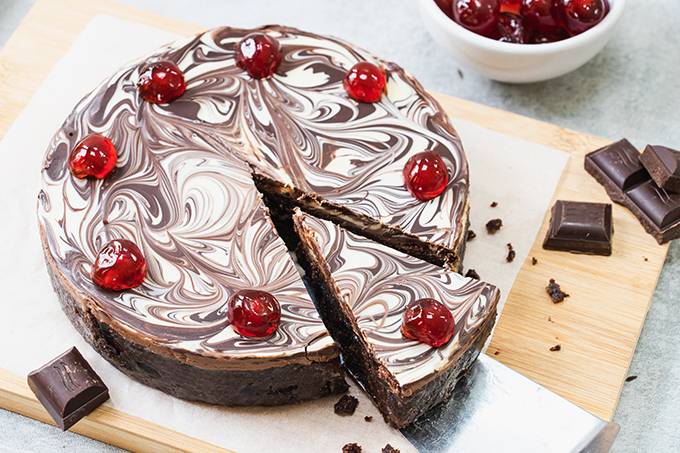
top-left (38, 24), bottom-right (467, 367)
top-left (300, 214), bottom-right (499, 389)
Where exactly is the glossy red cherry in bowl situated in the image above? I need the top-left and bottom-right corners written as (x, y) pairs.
top-left (401, 298), bottom-right (455, 347)
top-left (520, 0), bottom-right (561, 32)
top-left (227, 290), bottom-right (281, 338)
top-left (138, 61), bottom-right (186, 104)
top-left (403, 151), bottom-right (449, 202)
top-left (92, 239), bottom-right (147, 291)
top-left (498, 12), bottom-right (527, 43)
top-left (68, 134), bottom-right (117, 179)
top-left (452, 0), bottom-right (501, 39)
top-left (560, 0), bottom-right (606, 35)
top-left (236, 33), bottom-right (282, 79)
top-left (343, 62), bottom-right (387, 103)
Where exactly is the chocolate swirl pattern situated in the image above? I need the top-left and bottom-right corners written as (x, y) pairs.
top-left (38, 25), bottom-right (467, 366)
top-left (302, 215), bottom-right (499, 388)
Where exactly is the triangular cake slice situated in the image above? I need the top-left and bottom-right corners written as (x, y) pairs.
top-left (293, 210), bottom-right (499, 427)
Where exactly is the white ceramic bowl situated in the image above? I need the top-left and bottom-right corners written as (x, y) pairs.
top-left (418, 0), bottom-right (626, 83)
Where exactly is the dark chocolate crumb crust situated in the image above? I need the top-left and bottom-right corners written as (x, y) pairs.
top-left (342, 443), bottom-right (362, 453)
top-left (486, 218), bottom-right (503, 234)
top-left (334, 394), bottom-right (359, 416)
top-left (383, 444), bottom-right (400, 453)
top-left (546, 279), bottom-right (570, 303)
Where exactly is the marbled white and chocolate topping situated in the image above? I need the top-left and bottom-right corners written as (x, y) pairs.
top-left (38, 24), bottom-right (470, 406)
top-left (294, 212), bottom-right (499, 427)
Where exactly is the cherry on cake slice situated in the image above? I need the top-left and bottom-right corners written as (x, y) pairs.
top-left (292, 210), bottom-right (500, 427)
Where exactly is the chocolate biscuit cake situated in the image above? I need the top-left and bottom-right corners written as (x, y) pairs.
top-left (293, 212), bottom-right (499, 427)
top-left (38, 25), bottom-right (477, 411)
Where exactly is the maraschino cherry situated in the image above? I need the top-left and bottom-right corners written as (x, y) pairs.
top-left (520, 0), bottom-right (560, 32)
top-left (435, 0), bottom-right (454, 17)
top-left (69, 134), bottom-right (117, 179)
top-left (498, 12), bottom-right (527, 43)
top-left (138, 61), bottom-right (186, 104)
top-left (343, 62), bottom-right (387, 103)
top-left (560, 0), bottom-right (606, 35)
top-left (401, 298), bottom-right (455, 347)
top-left (500, 0), bottom-right (521, 14)
top-left (92, 239), bottom-right (147, 291)
top-left (403, 151), bottom-right (449, 202)
top-left (227, 290), bottom-right (281, 338)
top-left (236, 33), bottom-right (282, 79)
top-left (452, 0), bottom-right (501, 39)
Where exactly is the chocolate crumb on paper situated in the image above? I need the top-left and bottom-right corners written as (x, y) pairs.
top-left (625, 375), bottom-right (638, 382)
top-left (364, 415), bottom-right (373, 422)
top-left (465, 269), bottom-right (480, 280)
top-left (334, 394), bottom-right (359, 416)
top-left (466, 229), bottom-right (477, 241)
top-left (486, 218), bottom-right (503, 234)
top-left (546, 279), bottom-right (569, 303)
top-left (490, 201), bottom-right (498, 207)
top-left (549, 344), bottom-right (561, 352)
top-left (343, 443), bottom-right (362, 453)
top-left (531, 257), bottom-right (538, 265)
top-left (457, 68), bottom-right (464, 79)
top-left (383, 444), bottom-right (400, 453)
top-left (506, 243), bottom-right (516, 262)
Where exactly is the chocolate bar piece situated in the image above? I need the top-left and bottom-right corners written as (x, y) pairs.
top-left (585, 140), bottom-right (680, 244)
top-left (640, 145), bottom-right (680, 192)
top-left (543, 200), bottom-right (613, 255)
top-left (27, 347), bottom-right (109, 430)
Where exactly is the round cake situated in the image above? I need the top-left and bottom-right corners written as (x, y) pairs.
top-left (37, 25), bottom-right (470, 406)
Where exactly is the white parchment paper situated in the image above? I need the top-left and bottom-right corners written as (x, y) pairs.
top-left (0, 15), bottom-right (568, 452)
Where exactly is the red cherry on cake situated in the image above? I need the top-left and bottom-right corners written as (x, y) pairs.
top-left (435, 0), bottom-right (454, 17)
top-left (520, 0), bottom-right (560, 32)
top-left (498, 12), bottom-right (527, 43)
top-left (236, 33), bottom-right (282, 79)
top-left (559, 0), bottom-right (606, 35)
top-left (92, 239), bottom-right (147, 291)
top-left (343, 62), bottom-right (387, 103)
top-left (452, 0), bottom-right (501, 39)
top-left (227, 290), bottom-right (281, 338)
top-left (68, 134), bottom-right (117, 179)
top-left (138, 61), bottom-right (186, 104)
top-left (403, 151), bottom-right (449, 202)
top-left (401, 298), bottom-right (455, 347)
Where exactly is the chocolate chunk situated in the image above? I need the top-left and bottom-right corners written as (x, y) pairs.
top-left (334, 394), bottom-right (359, 416)
top-left (343, 443), bottom-right (362, 453)
top-left (640, 145), bottom-right (680, 192)
top-left (364, 415), bottom-right (373, 422)
top-left (486, 218), bottom-right (503, 234)
top-left (27, 347), bottom-right (109, 431)
top-left (625, 375), bottom-right (638, 382)
top-left (585, 140), bottom-right (680, 244)
top-left (466, 229), bottom-right (477, 241)
top-left (490, 201), bottom-right (498, 207)
top-left (549, 344), bottom-right (561, 352)
top-left (506, 243), bottom-right (516, 262)
top-left (465, 269), bottom-right (480, 280)
top-left (585, 139), bottom-right (648, 202)
top-left (383, 445), bottom-right (400, 453)
top-left (542, 200), bottom-right (613, 256)
top-left (531, 257), bottom-right (538, 265)
top-left (546, 279), bottom-right (569, 303)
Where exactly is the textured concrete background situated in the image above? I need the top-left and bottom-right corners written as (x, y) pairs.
top-left (0, 0), bottom-right (679, 451)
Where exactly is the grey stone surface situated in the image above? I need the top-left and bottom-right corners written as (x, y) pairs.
top-left (0, 0), bottom-right (678, 451)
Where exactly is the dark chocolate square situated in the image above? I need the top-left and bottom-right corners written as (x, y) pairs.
top-left (626, 180), bottom-right (680, 229)
top-left (543, 200), bottom-right (613, 255)
top-left (585, 139), bottom-right (649, 202)
top-left (27, 347), bottom-right (109, 431)
top-left (640, 145), bottom-right (680, 192)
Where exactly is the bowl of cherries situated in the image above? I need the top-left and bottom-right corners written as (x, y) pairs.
top-left (418, 0), bottom-right (625, 83)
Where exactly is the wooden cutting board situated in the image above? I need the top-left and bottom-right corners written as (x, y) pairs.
top-left (0, 0), bottom-right (667, 450)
